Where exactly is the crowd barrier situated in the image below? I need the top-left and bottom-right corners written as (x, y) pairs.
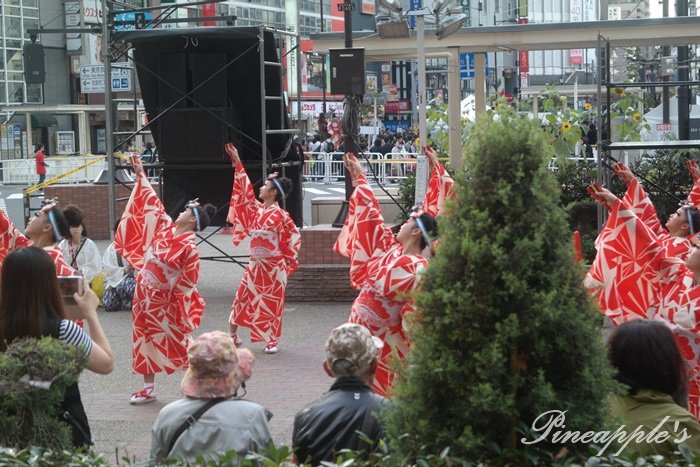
top-left (303, 152), bottom-right (422, 185)
top-left (0, 156), bottom-right (104, 186)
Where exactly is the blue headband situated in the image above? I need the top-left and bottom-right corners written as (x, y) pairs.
top-left (271, 177), bottom-right (286, 200)
top-left (46, 209), bottom-right (63, 241)
top-left (413, 215), bottom-right (432, 250)
top-left (186, 199), bottom-right (201, 232)
top-left (687, 207), bottom-right (696, 236)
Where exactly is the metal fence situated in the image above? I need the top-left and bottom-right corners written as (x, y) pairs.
top-left (0, 156), bottom-right (105, 185)
top-left (303, 152), bottom-right (421, 185)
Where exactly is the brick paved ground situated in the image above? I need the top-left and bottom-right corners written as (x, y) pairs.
top-left (80, 232), bottom-right (351, 465)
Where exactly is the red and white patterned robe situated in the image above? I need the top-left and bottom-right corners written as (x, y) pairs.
top-left (586, 197), bottom-right (700, 418)
top-left (115, 172), bottom-right (204, 375)
top-left (334, 172), bottom-right (429, 397)
top-left (586, 180), bottom-right (695, 325)
top-left (227, 163), bottom-right (301, 343)
top-left (0, 209), bottom-right (73, 276)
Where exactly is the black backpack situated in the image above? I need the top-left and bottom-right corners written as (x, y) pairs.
top-left (43, 320), bottom-right (93, 448)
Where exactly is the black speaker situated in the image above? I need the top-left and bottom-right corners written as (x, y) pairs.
top-left (116, 27), bottom-right (302, 227)
top-left (158, 53), bottom-right (187, 108)
top-left (158, 108), bottom-right (229, 163)
top-left (191, 53), bottom-right (228, 107)
top-left (330, 48), bottom-right (365, 95)
top-left (23, 44), bottom-right (45, 84)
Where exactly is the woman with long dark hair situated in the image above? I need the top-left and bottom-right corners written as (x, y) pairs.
top-left (0, 246), bottom-right (113, 447)
top-left (115, 157), bottom-right (216, 405)
top-left (60, 204), bottom-right (102, 285)
top-left (608, 320), bottom-right (700, 455)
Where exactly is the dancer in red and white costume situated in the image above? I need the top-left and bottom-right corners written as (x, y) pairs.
top-left (422, 146), bottom-right (455, 218)
top-left (588, 185), bottom-right (700, 418)
top-left (334, 151), bottom-right (451, 396)
top-left (115, 157), bottom-right (216, 404)
top-left (225, 143), bottom-right (301, 354)
top-left (586, 162), bottom-right (700, 325)
top-left (0, 201), bottom-right (73, 275)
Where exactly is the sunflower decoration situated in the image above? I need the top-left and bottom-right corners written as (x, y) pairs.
top-left (631, 112), bottom-right (642, 123)
top-left (561, 122), bottom-right (573, 132)
top-left (613, 87), bottom-right (626, 96)
top-left (584, 102), bottom-right (592, 111)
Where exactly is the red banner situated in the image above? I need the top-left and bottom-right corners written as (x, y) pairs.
top-left (385, 100), bottom-right (409, 113)
top-left (202, 3), bottom-right (216, 26)
top-left (519, 50), bottom-right (529, 73)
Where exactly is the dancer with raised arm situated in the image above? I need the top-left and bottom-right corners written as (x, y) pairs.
top-left (0, 200), bottom-right (72, 275)
top-left (334, 152), bottom-right (438, 397)
top-left (422, 146), bottom-right (455, 218)
top-left (225, 143), bottom-right (300, 354)
top-left (115, 156), bottom-right (216, 405)
top-left (588, 184), bottom-right (700, 418)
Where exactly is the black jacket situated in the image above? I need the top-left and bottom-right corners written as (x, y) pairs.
top-left (292, 377), bottom-right (386, 465)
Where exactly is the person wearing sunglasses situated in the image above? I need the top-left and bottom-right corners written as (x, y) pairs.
top-left (115, 157), bottom-right (216, 405)
top-left (0, 199), bottom-right (73, 276)
top-left (588, 184), bottom-right (700, 420)
top-left (224, 143), bottom-right (300, 355)
top-left (333, 152), bottom-right (447, 397)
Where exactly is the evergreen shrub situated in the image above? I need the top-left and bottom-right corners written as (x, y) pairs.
top-left (384, 105), bottom-right (614, 461)
top-left (0, 337), bottom-right (84, 449)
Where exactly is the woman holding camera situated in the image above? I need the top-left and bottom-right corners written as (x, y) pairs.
top-left (0, 246), bottom-right (113, 447)
top-left (115, 157), bottom-right (215, 405)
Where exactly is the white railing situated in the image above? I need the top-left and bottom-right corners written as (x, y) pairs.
top-left (303, 152), bottom-right (421, 185)
top-left (0, 156), bottom-right (105, 185)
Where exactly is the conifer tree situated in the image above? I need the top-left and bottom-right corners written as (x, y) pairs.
top-left (385, 106), bottom-right (613, 460)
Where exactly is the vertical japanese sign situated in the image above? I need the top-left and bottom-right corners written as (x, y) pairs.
top-left (409, 0), bottom-right (422, 29)
top-left (202, 2), bottom-right (216, 26)
top-left (285, 0), bottom-right (300, 96)
top-left (569, 0), bottom-right (583, 65)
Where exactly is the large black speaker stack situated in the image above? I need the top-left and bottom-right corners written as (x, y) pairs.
top-left (115, 28), bottom-right (302, 226)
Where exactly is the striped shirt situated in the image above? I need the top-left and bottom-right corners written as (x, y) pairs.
top-left (58, 319), bottom-right (93, 358)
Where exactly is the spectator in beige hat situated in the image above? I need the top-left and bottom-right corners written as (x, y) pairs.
top-left (150, 331), bottom-right (272, 463)
top-left (292, 323), bottom-right (387, 465)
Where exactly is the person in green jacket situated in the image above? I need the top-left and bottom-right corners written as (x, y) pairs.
top-left (608, 319), bottom-right (700, 457)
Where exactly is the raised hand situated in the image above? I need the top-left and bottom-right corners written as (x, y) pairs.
top-left (586, 182), bottom-right (617, 207)
top-left (613, 162), bottom-right (635, 186)
top-left (267, 172), bottom-right (279, 180)
top-left (686, 160), bottom-right (700, 185)
top-left (129, 154), bottom-right (145, 176)
top-left (343, 153), bottom-right (363, 181)
top-left (424, 146), bottom-right (438, 168)
top-left (225, 143), bottom-right (240, 167)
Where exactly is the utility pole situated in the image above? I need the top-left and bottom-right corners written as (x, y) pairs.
top-left (102, 0), bottom-right (117, 239)
top-left (662, 0), bottom-right (670, 125)
top-left (321, 0), bottom-right (327, 114)
top-left (417, 12), bottom-right (427, 152)
top-left (677, 0), bottom-right (690, 140)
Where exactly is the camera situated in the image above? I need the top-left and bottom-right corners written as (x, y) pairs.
top-left (57, 276), bottom-right (83, 305)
